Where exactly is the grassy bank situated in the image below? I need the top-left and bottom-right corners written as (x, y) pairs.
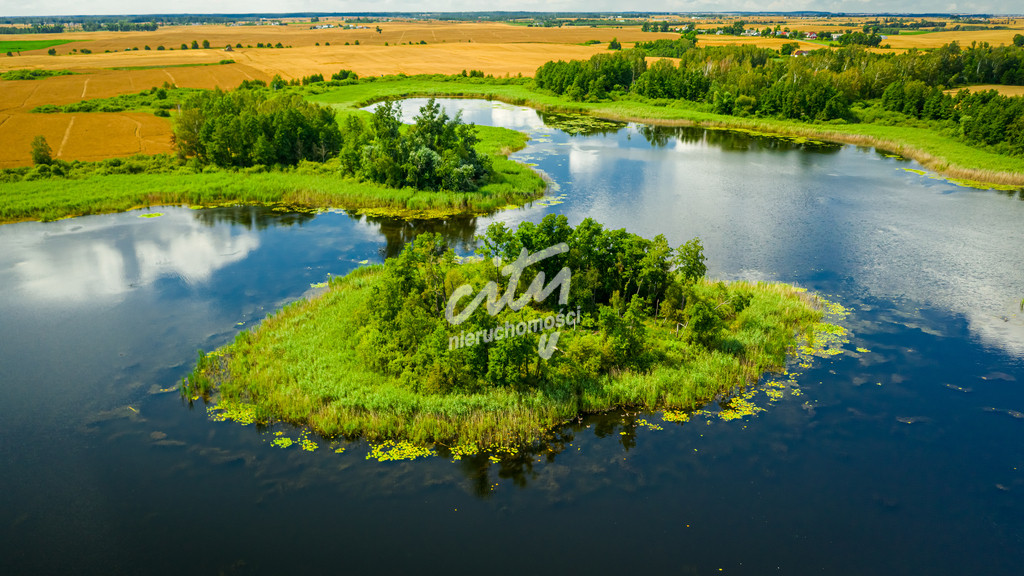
top-left (191, 263), bottom-right (835, 447)
top-left (0, 123), bottom-right (544, 224)
top-left (309, 76), bottom-right (1024, 187)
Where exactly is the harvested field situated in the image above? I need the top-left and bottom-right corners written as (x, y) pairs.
top-left (883, 29), bottom-right (1024, 49)
top-left (0, 112), bottom-right (173, 168)
top-left (944, 84), bottom-right (1024, 97)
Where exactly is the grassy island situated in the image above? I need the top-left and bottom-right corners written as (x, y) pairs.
top-left (185, 216), bottom-right (841, 447)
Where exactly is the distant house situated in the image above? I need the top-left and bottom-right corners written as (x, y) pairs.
top-left (832, 33), bottom-right (843, 40)
top-left (806, 32), bottom-right (818, 40)
top-left (794, 50), bottom-right (811, 57)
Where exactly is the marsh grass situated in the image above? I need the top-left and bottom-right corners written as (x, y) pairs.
top-left (193, 268), bottom-right (826, 446)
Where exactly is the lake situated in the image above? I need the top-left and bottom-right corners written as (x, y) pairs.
top-left (1, 98), bottom-right (1022, 575)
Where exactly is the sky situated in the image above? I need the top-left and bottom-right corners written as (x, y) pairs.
top-left (0, 1), bottom-right (1017, 18)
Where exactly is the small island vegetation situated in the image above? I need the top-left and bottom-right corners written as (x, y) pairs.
top-left (184, 215), bottom-right (832, 447)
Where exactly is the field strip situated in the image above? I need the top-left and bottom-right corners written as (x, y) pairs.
top-left (57, 116), bottom-right (75, 157)
top-left (163, 70), bottom-right (177, 85)
top-left (18, 84), bottom-right (40, 111)
top-left (0, 113), bottom-right (10, 130)
top-left (236, 65), bottom-right (255, 81)
top-left (81, 78), bottom-right (89, 98)
top-left (129, 117), bottom-right (142, 153)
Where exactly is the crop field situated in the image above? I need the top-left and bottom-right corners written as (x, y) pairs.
top-left (0, 18), bottom-right (1022, 167)
top-left (0, 39), bottom-right (78, 53)
top-left (944, 84), bottom-right (1024, 97)
top-left (0, 111), bottom-right (173, 168)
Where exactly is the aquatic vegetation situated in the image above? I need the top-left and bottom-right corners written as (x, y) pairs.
top-left (635, 418), bottom-right (664, 431)
top-left (207, 401), bottom-right (258, 426)
top-left (138, 212), bottom-right (164, 218)
top-left (366, 441), bottom-right (436, 462)
top-left (662, 410), bottom-right (691, 423)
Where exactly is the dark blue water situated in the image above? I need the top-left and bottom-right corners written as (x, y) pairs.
top-left (1, 99), bottom-right (1022, 575)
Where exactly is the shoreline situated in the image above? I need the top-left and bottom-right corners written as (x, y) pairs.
top-left (339, 83), bottom-right (1024, 189)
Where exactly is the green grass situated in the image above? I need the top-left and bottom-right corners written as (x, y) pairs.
top-left (194, 267), bottom-right (833, 447)
top-left (0, 69), bottom-right (75, 80)
top-left (32, 86), bottom-right (200, 114)
top-left (308, 75), bottom-right (1024, 186)
top-left (108, 60), bottom-right (235, 71)
top-left (0, 39), bottom-right (76, 53)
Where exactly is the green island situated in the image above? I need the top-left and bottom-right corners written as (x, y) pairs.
top-left (184, 215), bottom-right (848, 452)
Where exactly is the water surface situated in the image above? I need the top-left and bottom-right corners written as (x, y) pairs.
top-left (1, 99), bottom-right (1022, 575)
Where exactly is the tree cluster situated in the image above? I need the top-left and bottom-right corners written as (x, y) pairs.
top-left (356, 215), bottom-right (716, 394)
top-left (173, 88), bottom-right (342, 167)
top-left (338, 98), bottom-right (491, 192)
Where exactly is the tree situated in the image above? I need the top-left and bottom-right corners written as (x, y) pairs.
top-left (608, 37), bottom-right (621, 50)
top-left (675, 238), bottom-right (706, 284)
top-left (47, 48), bottom-right (56, 55)
top-left (1014, 34), bottom-right (1024, 47)
top-left (201, 39), bottom-right (210, 49)
top-left (30, 135), bottom-right (52, 165)
top-left (190, 40), bottom-right (199, 49)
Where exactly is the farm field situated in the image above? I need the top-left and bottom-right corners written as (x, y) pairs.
top-left (0, 18), bottom-right (1023, 168)
top-left (944, 84), bottom-right (1024, 97)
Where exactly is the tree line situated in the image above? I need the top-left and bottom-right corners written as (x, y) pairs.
top-left (535, 40), bottom-right (1024, 150)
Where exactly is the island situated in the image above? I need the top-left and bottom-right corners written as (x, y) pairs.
top-left (184, 215), bottom-right (843, 449)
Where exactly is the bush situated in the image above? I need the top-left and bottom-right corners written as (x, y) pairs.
top-left (30, 135), bottom-right (52, 165)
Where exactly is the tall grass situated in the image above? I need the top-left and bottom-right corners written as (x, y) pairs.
top-left (195, 270), bottom-right (824, 446)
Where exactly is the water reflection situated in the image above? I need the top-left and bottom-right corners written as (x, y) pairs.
top-left (354, 213), bottom-right (480, 259)
top-left (3, 210), bottom-right (260, 301)
top-left (2, 97), bottom-right (1024, 576)
top-left (193, 205), bottom-right (317, 230)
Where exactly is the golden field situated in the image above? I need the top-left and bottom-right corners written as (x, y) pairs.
top-left (1, 18), bottom-right (1022, 168)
